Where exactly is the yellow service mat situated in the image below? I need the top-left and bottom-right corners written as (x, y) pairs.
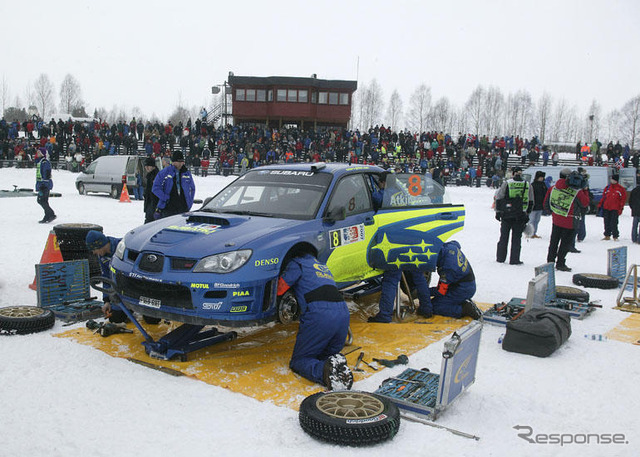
top-left (606, 312), bottom-right (640, 345)
top-left (54, 310), bottom-right (480, 409)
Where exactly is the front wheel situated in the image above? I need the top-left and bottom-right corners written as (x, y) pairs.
top-left (277, 290), bottom-right (300, 324)
top-left (78, 183), bottom-right (86, 195)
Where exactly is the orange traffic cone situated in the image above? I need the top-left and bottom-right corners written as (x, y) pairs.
top-left (29, 230), bottom-right (64, 290)
top-left (119, 185), bottom-right (132, 203)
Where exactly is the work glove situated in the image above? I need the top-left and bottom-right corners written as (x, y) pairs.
top-left (495, 212), bottom-right (502, 222)
top-left (153, 209), bottom-right (162, 220)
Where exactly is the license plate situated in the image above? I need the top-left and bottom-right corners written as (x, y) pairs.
top-left (139, 296), bottom-right (161, 308)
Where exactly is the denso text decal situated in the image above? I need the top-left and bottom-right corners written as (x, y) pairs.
top-left (255, 257), bottom-right (280, 267)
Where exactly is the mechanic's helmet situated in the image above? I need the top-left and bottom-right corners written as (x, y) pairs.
top-left (523, 222), bottom-right (535, 238)
top-left (560, 167), bottom-right (572, 179)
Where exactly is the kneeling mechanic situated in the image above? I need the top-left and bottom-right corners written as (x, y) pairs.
top-left (277, 250), bottom-right (353, 390)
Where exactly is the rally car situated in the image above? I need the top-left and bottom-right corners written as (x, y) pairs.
top-left (110, 163), bottom-right (465, 326)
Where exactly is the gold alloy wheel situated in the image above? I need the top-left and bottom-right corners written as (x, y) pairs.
top-left (316, 391), bottom-right (385, 419)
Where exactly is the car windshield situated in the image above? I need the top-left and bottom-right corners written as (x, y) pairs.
top-left (378, 173), bottom-right (450, 208)
top-left (202, 169), bottom-right (333, 220)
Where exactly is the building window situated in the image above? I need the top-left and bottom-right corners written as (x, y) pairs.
top-left (257, 90), bottom-right (266, 102)
top-left (318, 92), bottom-right (328, 104)
top-left (287, 89), bottom-right (297, 102)
top-left (311, 92), bottom-right (317, 104)
top-left (298, 90), bottom-right (308, 103)
top-left (339, 93), bottom-right (349, 105)
top-left (329, 92), bottom-right (339, 105)
top-left (246, 89), bottom-right (256, 102)
top-left (277, 89), bottom-right (287, 102)
top-left (268, 90), bottom-right (273, 102)
top-left (236, 89), bottom-right (245, 101)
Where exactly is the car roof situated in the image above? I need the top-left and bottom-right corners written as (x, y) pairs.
top-left (254, 162), bottom-right (385, 177)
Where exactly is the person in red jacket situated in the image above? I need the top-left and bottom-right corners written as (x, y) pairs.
top-left (543, 168), bottom-right (590, 271)
top-left (598, 172), bottom-right (627, 241)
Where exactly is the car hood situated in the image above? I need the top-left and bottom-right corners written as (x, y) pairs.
top-left (125, 212), bottom-right (308, 257)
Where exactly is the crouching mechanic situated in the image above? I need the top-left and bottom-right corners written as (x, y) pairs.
top-left (277, 251), bottom-right (353, 390)
top-left (86, 230), bottom-right (128, 323)
top-left (430, 241), bottom-right (481, 320)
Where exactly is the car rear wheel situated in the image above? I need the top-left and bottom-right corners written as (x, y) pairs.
top-left (110, 185), bottom-right (121, 199)
top-left (78, 183), bottom-right (86, 195)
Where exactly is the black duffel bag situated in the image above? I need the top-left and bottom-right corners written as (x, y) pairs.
top-left (502, 308), bottom-right (571, 357)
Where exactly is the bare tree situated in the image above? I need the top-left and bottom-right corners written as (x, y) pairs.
top-left (484, 86), bottom-right (504, 137)
top-left (34, 74), bottom-right (55, 119)
top-left (619, 95), bottom-right (640, 149)
top-left (59, 74), bottom-right (83, 114)
top-left (585, 100), bottom-right (601, 143)
top-left (432, 96), bottom-right (454, 133)
top-left (534, 92), bottom-right (552, 143)
top-left (406, 84), bottom-right (431, 133)
top-left (1, 75), bottom-right (9, 116)
top-left (24, 81), bottom-right (35, 112)
top-left (386, 90), bottom-right (403, 129)
top-left (505, 90), bottom-right (533, 138)
top-left (359, 79), bottom-right (384, 129)
top-left (465, 85), bottom-right (484, 135)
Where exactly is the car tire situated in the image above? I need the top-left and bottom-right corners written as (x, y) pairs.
top-left (53, 223), bottom-right (104, 277)
top-left (78, 183), bottom-right (86, 195)
top-left (277, 289), bottom-right (300, 324)
top-left (299, 391), bottom-right (400, 446)
top-left (0, 306), bottom-right (55, 335)
top-left (110, 185), bottom-right (121, 199)
top-left (572, 273), bottom-right (619, 290)
top-left (556, 286), bottom-right (590, 302)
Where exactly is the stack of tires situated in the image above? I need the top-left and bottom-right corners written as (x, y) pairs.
top-left (53, 223), bottom-right (103, 277)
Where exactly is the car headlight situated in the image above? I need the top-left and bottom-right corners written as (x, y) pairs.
top-left (193, 249), bottom-right (252, 273)
top-left (115, 239), bottom-right (126, 260)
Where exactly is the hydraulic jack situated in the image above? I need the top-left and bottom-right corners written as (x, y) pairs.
top-left (91, 277), bottom-right (237, 361)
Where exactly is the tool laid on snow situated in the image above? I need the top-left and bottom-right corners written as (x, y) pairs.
top-left (86, 319), bottom-right (133, 337)
top-left (353, 352), bottom-right (365, 372)
top-left (373, 354), bottom-right (409, 368)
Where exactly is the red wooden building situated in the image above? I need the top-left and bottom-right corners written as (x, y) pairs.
top-left (227, 74), bottom-right (357, 129)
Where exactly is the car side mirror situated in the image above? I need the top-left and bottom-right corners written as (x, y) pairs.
top-left (324, 206), bottom-right (346, 223)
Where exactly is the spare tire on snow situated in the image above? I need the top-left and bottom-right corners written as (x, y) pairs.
top-left (299, 391), bottom-right (400, 446)
top-left (0, 306), bottom-right (55, 335)
top-left (572, 273), bottom-right (619, 290)
top-left (555, 286), bottom-right (590, 302)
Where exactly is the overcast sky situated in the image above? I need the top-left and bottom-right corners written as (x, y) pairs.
top-left (2, 0), bottom-right (639, 120)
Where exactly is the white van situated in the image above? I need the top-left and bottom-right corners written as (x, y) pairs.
top-left (75, 155), bottom-right (162, 198)
top-left (523, 165), bottom-right (637, 206)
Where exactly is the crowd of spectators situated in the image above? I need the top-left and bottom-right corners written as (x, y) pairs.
top-left (1, 116), bottom-right (638, 186)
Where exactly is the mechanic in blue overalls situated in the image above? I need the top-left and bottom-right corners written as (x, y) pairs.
top-left (369, 172), bottom-right (433, 322)
top-left (277, 251), bottom-right (353, 390)
top-left (86, 230), bottom-right (127, 323)
top-left (430, 241), bottom-right (481, 320)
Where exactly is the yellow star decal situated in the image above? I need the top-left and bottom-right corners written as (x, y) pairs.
top-left (400, 248), bottom-right (420, 261)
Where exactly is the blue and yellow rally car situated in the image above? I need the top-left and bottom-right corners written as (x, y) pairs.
top-left (110, 163), bottom-right (465, 326)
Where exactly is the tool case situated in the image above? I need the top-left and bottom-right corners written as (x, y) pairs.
top-left (374, 320), bottom-right (482, 419)
top-left (36, 260), bottom-right (103, 322)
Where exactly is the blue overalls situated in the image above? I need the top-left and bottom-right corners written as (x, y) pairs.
top-left (430, 241), bottom-right (476, 318)
top-left (279, 254), bottom-right (350, 385)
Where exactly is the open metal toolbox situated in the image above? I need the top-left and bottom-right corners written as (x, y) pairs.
top-left (36, 259), bottom-right (103, 322)
top-left (374, 320), bottom-right (482, 419)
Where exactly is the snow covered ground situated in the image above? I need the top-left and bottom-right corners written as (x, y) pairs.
top-left (1, 166), bottom-right (638, 457)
